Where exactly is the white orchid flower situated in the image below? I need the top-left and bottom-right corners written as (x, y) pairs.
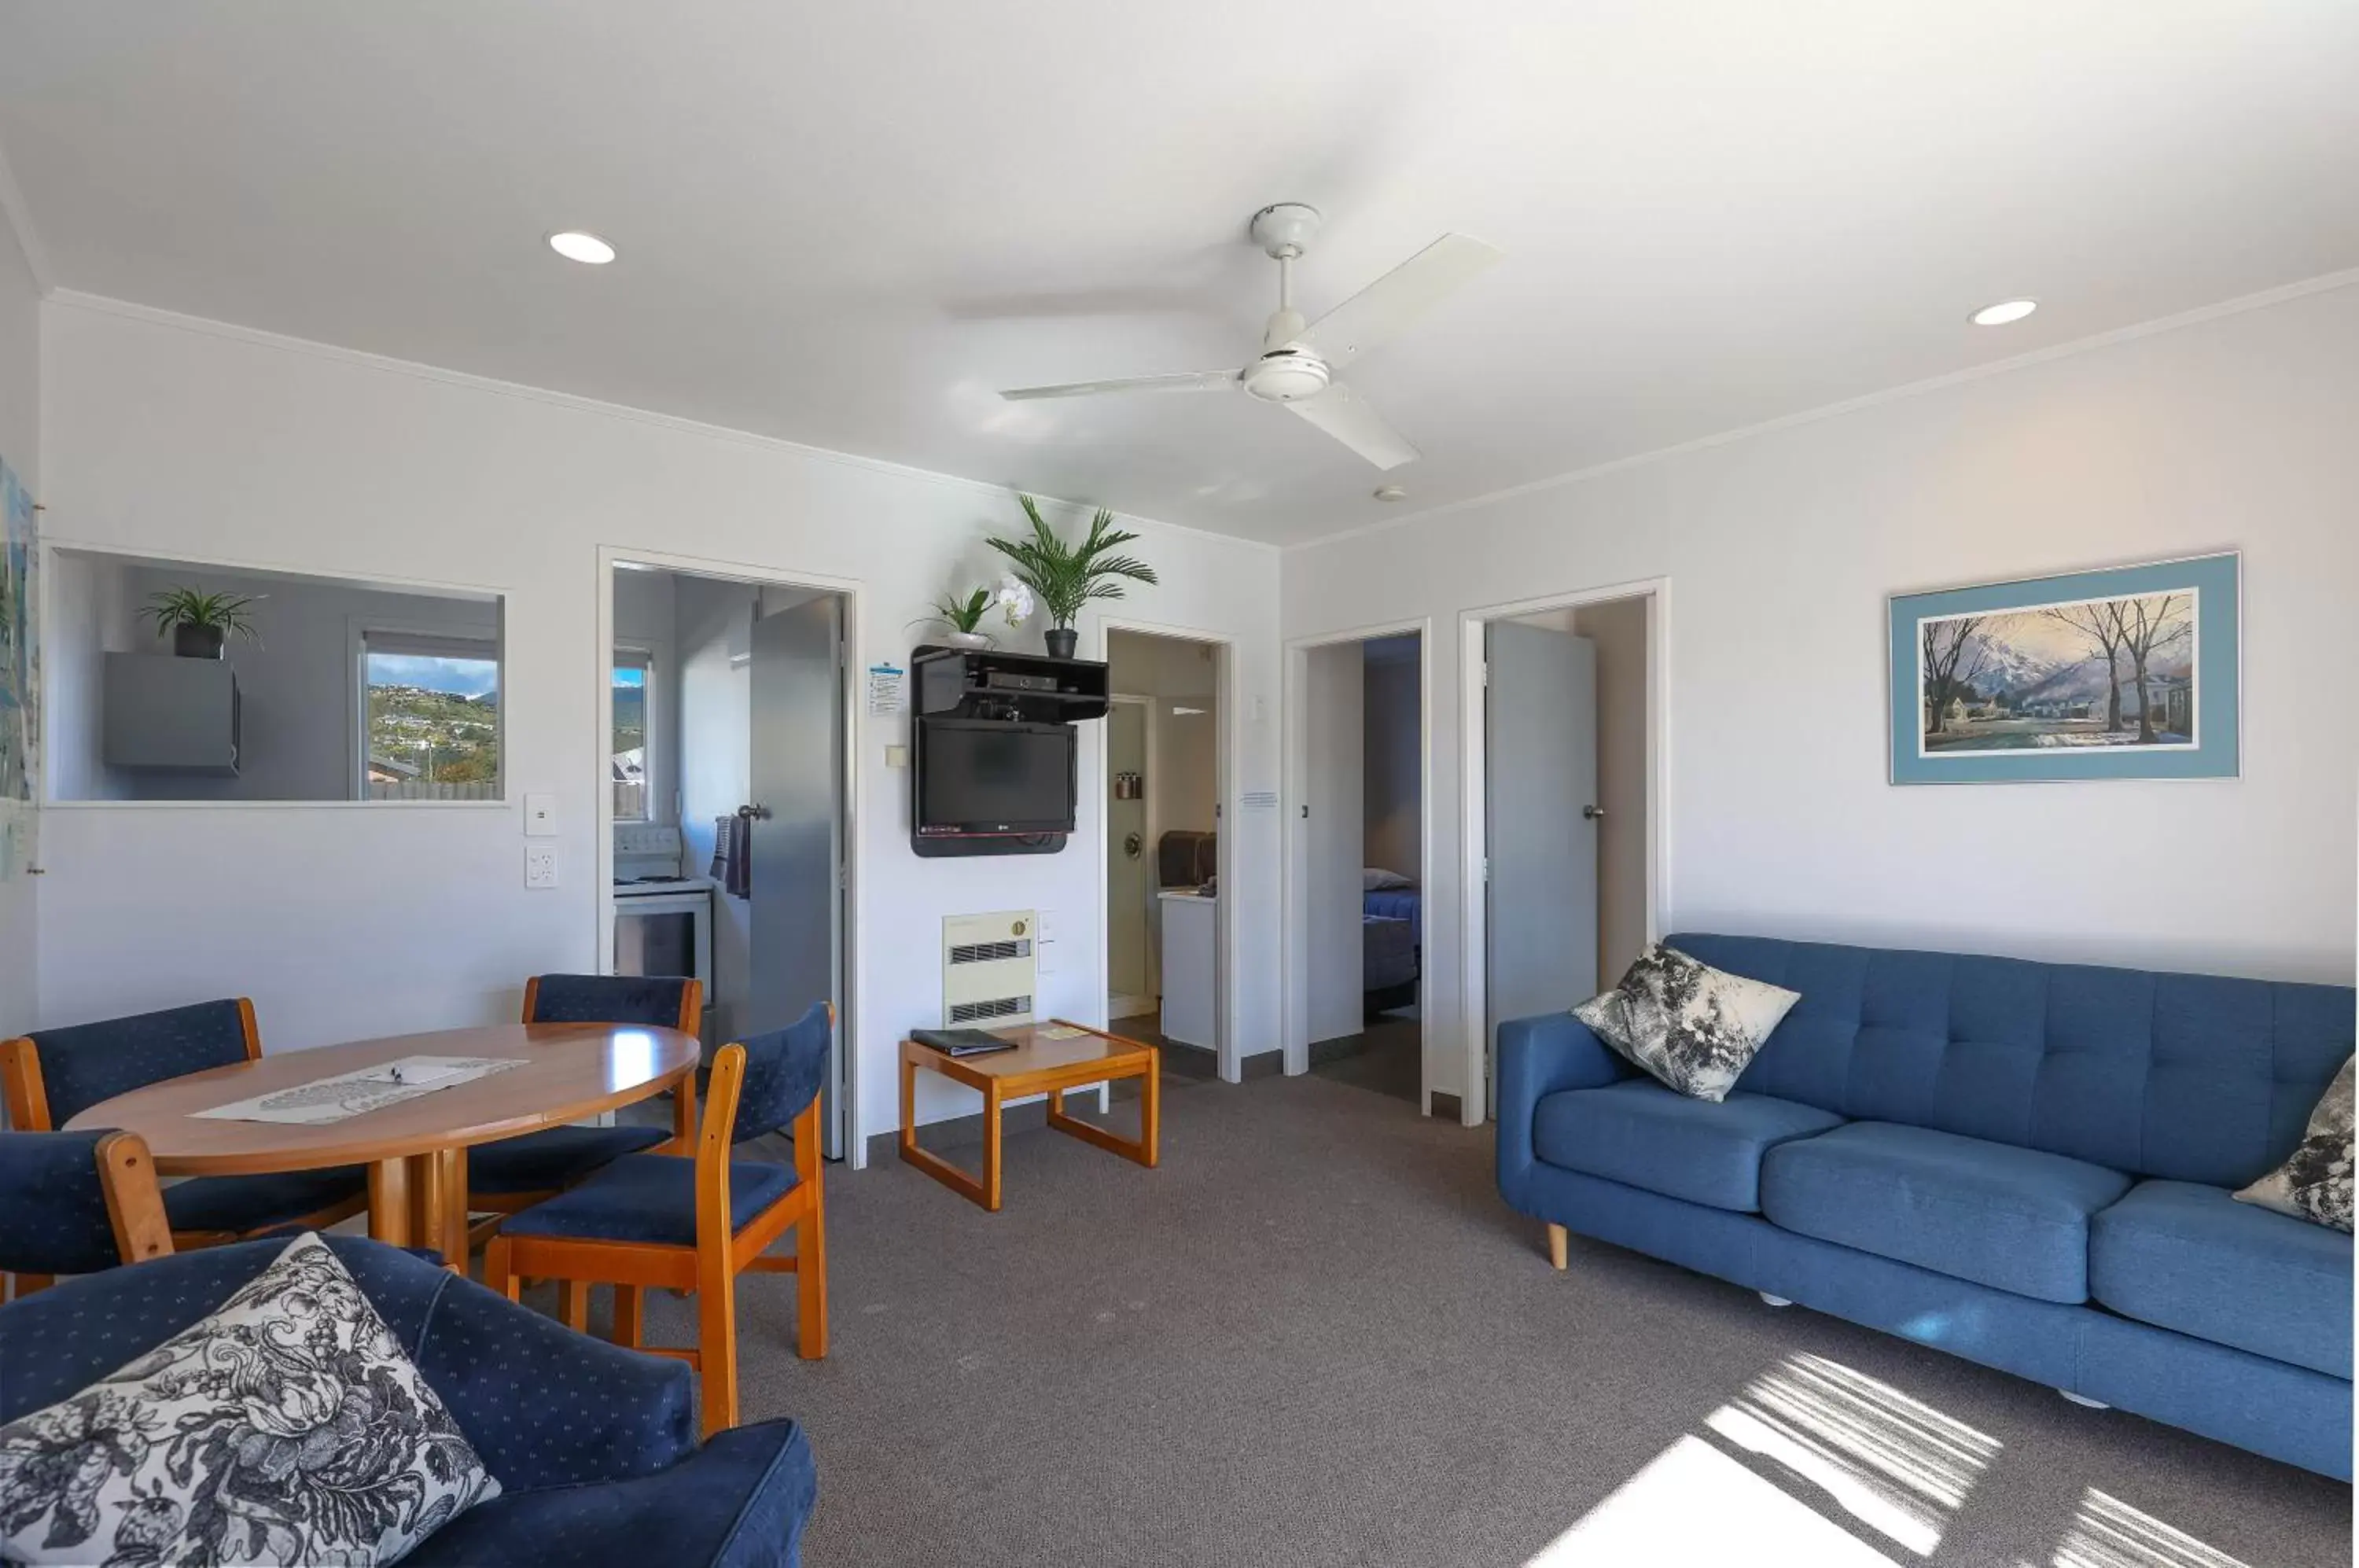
top-left (997, 576), bottom-right (1035, 627)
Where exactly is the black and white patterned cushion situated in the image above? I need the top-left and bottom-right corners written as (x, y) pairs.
top-left (2236, 1056), bottom-right (2355, 1233)
top-left (0, 1231), bottom-right (498, 1566)
top-left (1573, 944), bottom-right (1801, 1102)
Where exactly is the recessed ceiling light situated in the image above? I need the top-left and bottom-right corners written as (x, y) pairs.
top-left (1373, 484), bottom-right (1408, 502)
top-left (1970, 298), bottom-right (2037, 327)
top-left (548, 230), bottom-right (616, 265)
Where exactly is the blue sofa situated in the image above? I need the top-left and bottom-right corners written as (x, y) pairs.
top-left (1497, 933), bottom-right (2354, 1478)
top-left (0, 1235), bottom-right (817, 1566)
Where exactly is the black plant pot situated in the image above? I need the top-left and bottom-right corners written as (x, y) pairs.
top-left (172, 624), bottom-right (226, 659)
top-left (1043, 627), bottom-right (1078, 660)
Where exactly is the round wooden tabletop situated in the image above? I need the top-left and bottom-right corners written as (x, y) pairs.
top-left (62, 1022), bottom-right (701, 1175)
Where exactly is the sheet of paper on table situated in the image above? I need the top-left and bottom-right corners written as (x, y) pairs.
top-left (189, 1056), bottom-right (525, 1125)
top-left (1036, 1025), bottom-right (1087, 1040)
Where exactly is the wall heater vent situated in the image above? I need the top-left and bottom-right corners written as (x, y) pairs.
top-left (943, 910), bottom-right (1037, 1029)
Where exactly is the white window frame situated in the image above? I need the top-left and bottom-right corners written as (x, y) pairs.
top-left (351, 619), bottom-right (507, 802)
top-left (611, 643), bottom-right (657, 823)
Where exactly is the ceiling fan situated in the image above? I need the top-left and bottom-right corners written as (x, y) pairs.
top-left (998, 204), bottom-right (1502, 471)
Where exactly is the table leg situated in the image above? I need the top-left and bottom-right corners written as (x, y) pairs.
top-left (1044, 1064), bottom-right (1160, 1170)
top-left (407, 1152), bottom-right (443, 1261)
top-left (1143, 1048), bottom-right (1161, 1168)
top-left (367, 1159), bottom-right (411, 1247)
top-left (982, 1083), bottom-right (1003, 1212)
top-left (896, 1053), bottom-right (997, 1211)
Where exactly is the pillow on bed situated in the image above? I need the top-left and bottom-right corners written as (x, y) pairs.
top-left (1364, 867), bottom-right (1414, 892)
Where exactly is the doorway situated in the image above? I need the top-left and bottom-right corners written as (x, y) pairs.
top-left (598, 553), bottom-right (856, 1162)
top-left (1461, 580), bottom-right (1665, 1122)
top-left (1103, 629), bottom-right (1224, 1080)
top-left (1281, 620), bottom-right (1433, 1106)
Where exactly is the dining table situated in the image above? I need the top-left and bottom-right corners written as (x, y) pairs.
top-left (63, 1021), bottom-right (701, 1266)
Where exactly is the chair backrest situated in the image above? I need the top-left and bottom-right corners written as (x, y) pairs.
top-left (1669, 933), bottom-right (2356, 1188)
top-left (523, 974), bottom-right (702, 1035)
top-left (714, 1000), bottom-right (832, 1145)
top-left (2, 999), bottom-right (258, 1130)
top-left (0, 1129), bottom-right (173, 1279)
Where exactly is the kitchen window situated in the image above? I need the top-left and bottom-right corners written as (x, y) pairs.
top-left (359, 628), bottom-right (502, 800)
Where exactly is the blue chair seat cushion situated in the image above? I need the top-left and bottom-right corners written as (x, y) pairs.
top-left (1761, 1122), bottom-right (2133, 1303)
top-left (469, 1124), bottom-right (672, 1195)
top-left (2090, 1180), bottom-right (2354, 1378)
top-left (501, 1154), bottom-right (797, 1247)
top-left (1533, 1080), bottom-right (1844, 1212)
top-left (160, 1165), bottom-right (368, 1235)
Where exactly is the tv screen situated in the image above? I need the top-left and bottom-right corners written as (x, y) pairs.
top-left (917, 720), bottom-right (1075, 834)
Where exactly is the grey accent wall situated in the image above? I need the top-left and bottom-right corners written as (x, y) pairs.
top-left (1362, 634), bottom-right (1420, 880)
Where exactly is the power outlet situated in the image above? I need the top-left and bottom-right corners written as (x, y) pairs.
top-left (524, 845), bottom-right (559, 889)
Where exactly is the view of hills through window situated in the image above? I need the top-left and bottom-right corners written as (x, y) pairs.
top-left (366, 651), bottom-right (499, 793)
top-left (613, 661), bottom-right (646, 818)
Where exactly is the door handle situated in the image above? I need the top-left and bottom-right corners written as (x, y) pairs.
top-left (1582, 804), bottom-right (1605, 821)
top-left (737, 804), bottom-right (772, 821)
top-left (1124, 831), bottom-right (1143, 859)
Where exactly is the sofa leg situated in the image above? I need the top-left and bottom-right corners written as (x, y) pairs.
top-left (2058, 1389), bottom-right (2111, 1410)
top-left (1758, 1292), bottom-right (1794, 1308)
top-left (1545, 1224), bottom-right (1568, 1271)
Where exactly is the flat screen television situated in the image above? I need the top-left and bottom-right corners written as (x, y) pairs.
top-left (915, 718), bottom-right (1076, 837)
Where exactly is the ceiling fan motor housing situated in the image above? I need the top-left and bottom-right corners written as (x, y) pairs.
top-left (1244, 347), bottom-right (1331, 402)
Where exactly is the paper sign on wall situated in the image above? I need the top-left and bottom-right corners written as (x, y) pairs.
top-left (867, 663), bottom-right (906, 717)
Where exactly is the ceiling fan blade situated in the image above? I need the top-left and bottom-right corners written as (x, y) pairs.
top-left (1286, 382), bottom-right (1420, 470)
top-left (999, 370), bottom-right (1238, 400)
top-left (1296, 233), bottom-right (1503, 370)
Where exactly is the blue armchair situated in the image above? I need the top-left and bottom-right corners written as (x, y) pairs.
top-left (0, 1234), bottom-right (817, 1567)
top-left (1, 1000), bottom-right (368, 1271)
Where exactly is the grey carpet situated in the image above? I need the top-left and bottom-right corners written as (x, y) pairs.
top-left (620, 1072), bottom-right (2350, 1567)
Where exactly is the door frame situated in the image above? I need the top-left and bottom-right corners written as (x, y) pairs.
top-left (1104, 691), bottom-right (1159, 1019)
top-left (1458, 576), bottom-right (1669, 1125)
top-left (594, 545), bottom-right (867, 1166)
top-left (1279, 617), bottom-right (1434, 1095)
top-left (1091, 617), bottom-right (1242, 1082)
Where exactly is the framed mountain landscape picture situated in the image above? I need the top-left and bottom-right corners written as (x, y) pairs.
top-left (1888, 551), bottom-right (2239, 785)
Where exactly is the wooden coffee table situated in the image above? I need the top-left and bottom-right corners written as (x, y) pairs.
top-left (898, 1020), bottom-right (1159, 1211)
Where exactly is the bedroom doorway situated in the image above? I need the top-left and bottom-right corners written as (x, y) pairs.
top-left (1462, 580), bottom-right (1665, 1123)
top-left (1282, 620), bottom-right (1433, 1108)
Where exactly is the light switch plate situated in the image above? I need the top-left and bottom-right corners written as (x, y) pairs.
top-left (885, 744), bottom-right (909, 769)
top-left (524, 844), bottom-right (558, 889)
top-left (524, 793), bottom-right (558, 836)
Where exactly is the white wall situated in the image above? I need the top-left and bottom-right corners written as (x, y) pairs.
top-left (1305, 640), bottom-right (1364, 1043)
top-left (1362, 635), bottom-right (1421, 880)
top-left (1285, 283), bottom-right (2359, 1104)
top-left (610, 565), bottom-right (678, 825)
top-left (0, 201), bottom-right (35, 1036)
top-left (35, 296), bottom-right (1282, 1143)
top-left (674, 572), bottom-right (756, 1040)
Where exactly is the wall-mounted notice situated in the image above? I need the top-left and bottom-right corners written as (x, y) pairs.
top-left (1241, 790), bottom-right (1279, 811)
top-left (867, 663), bottom-right (906, 717)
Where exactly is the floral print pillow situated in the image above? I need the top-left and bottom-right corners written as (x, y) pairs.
top-left (2236, 1056), bottom-right (2355, 1232)
top-left (0, 1231), bottom-right (498, 1566)
top-left (1573, 944), bottom-right (1801, 1102)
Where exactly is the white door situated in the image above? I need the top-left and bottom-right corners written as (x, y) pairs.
top-left (748, 594), bottom-right (845, 1156)
top-left (1484, 621), bottom-right (1599, 1113)
top-left (1304, 642), bottom-right (1365, 1044)
top-left (1106, 698), bottom-right (1154, 1017)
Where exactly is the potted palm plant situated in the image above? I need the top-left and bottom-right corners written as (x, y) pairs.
top-left (140, 588), bottom-right (263, 659)
top-left (986, 496), bottom-right (1157, 659)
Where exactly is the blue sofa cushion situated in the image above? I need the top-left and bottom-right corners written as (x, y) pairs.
top-left (1761, 1122), bottom-right (2132, 1303)
top-left (403, 1420), bottom-right (815, 1568)
top-left (1533, 1080), bottom-right (1843, 1213)
top-left (161, 1164), bottom-right (368, 1233)
top-left (501, 1154), bottom-right (797, 1247)
top-left (470, 1124), bottom-right (672, 1195)
top-left (2090, 1180), bottom-right (2354, 1379)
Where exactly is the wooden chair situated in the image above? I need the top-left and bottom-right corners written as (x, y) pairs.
top-left (486, 1000), bottom-right (830, 1437)
top-left (0, 999), bottom-right (366, 1291)
top-left (462, 976), bottom-right (704, 1270)
top-left (0, 1128), bottom-right (175, 1299)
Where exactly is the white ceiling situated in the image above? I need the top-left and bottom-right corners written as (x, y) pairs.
top-left (2, 2), bottom-right (2354, 545)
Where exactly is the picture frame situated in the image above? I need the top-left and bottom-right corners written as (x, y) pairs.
top-left (1887, 551), bottom-right (2239, 785)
